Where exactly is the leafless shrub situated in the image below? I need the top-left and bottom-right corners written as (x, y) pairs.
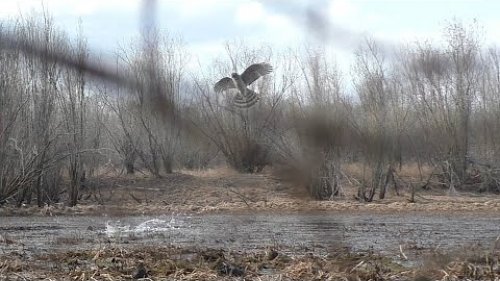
top-left (0, 13), bottom-right (77, 206)
top-left (400, 20), bottom-right (481, 193)
top-left (1, 7), bottom-right (499, 209)
top-left (350, 39), bottom-right (399, 201)
top-left (117, 31), bottom-right (185, 176)
top-left (275, 48), bottom-right (348, 200)
top-left (191, 43), bottom-right (289, 173)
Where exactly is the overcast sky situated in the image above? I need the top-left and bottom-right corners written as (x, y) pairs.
top-left (0, 0), bottom-right (498, 72)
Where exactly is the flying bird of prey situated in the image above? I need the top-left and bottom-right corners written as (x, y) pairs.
top-left (214, 63), bottom-right (273, 108)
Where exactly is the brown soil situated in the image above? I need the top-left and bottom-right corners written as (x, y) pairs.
top-left (1, 167), bottom-right (500, 216)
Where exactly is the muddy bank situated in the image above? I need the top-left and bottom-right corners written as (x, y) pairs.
top-left (2, 197), bottom-right (500, 217)
top-left (1, 170), bottom-right (500, 216)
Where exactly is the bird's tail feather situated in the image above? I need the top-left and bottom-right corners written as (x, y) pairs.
top-left (233, 89), bottom-right (259, 108)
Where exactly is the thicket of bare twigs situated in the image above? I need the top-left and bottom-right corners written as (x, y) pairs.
top-left (1, 12), bottom-right (499, 206)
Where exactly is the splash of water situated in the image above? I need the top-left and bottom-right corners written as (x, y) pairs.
top-left (105, 215), bottom-right (182, 237)
top-left (134, 217), bottom-right (180, 232)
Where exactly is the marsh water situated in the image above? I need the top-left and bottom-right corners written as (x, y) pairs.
top-left (1, 212), bottom-right (499, 261)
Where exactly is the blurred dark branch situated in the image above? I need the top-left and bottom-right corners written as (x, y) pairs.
top-left (0, 27), bottom-right (175, 120)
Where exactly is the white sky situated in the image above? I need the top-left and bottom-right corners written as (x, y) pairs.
top-left (0, 0), bottom-right (498, 72)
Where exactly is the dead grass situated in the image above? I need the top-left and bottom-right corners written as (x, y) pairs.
top-left (0, 246), bottom-right (405, 280)
top-left (400, 163), bottom-right (434, 179)
top-left (1, 244), bottom-right (498, 280)
top-left (1, 165), bottom-right (500, 216)
top-left (179, 166), bottom-right (239, 178)
top-left (343, 162), bottom-right (433, 182)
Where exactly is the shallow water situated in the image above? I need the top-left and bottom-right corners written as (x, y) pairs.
top-left (1, 212), bottom-right (499, 260)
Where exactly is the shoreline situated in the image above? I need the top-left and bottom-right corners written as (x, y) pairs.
top-left (2, 170), bottom-right (500, 217)
top-left (2, 197), bottom-right (500, 217)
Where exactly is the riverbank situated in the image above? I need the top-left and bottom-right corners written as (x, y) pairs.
top-left (2, 196), bottom-right (500, 217)
top-left (1, 167), bottom-right (500, 216)
top-left (1, 208), bottom-right (499, 280)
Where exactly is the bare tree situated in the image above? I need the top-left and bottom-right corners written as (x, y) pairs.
top-left (351, 39), bottom-right (394, 201)
top-left (288, 48), bottom-right (347, 199)
top-left (0, 14), bottom-right (69, 206)
top-left (401, 21), bottom-right (480, 192)
top-left (60, 25), bottom-right (88, 207)
top-left (112, 29), bottom-right (185, 176)
top-left (192, 42), bottom-right (287, 173)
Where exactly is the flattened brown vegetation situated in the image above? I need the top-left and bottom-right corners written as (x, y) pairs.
top-left (1, 245), bottom-right (499, 280)
top-left (1, 166), bottom-right (500, 216)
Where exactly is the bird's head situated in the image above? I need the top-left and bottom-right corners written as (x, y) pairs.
top-left (231, 73), bottom-right (239, 79)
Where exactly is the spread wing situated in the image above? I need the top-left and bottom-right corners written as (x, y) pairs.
top-left (241, 63), bottom-right (273, 85)
top-left (214, 77), bottom-right (236, 93)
